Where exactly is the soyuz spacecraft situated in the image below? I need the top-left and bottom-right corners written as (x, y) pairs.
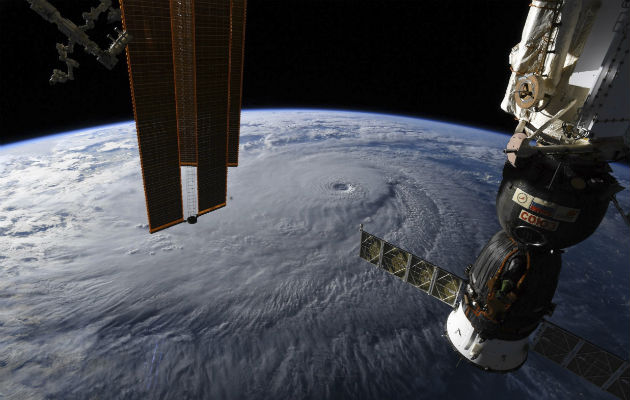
top-left (360, 1), bottom-right (629, 398)
top-left (26, 0), bottom-right (247, 233)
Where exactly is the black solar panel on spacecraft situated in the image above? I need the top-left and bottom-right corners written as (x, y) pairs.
top-left (406, 257), bottom-right (435, 292)
top-left (533, 321), bottom-right (629, 399)
top-left (360, 231), bottom-right (382, 265)
top-left (359, 230), bottom-right (461, 307)
top-left (430, 268), bottom-right (461, 306)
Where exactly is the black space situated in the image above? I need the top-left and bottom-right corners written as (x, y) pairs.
top-left (0, 0), bottom-right (530, 145)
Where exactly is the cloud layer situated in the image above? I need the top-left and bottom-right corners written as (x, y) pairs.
top-left (0, 110), bottom-right (628, 399)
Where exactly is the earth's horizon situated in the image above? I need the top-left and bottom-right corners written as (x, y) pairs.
top-left (2, 109), bottom-right (516, 151)
top-left (0, 109), bottom-right (628, 399)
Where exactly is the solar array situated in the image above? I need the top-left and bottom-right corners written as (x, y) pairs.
top-left (228, 0), bottom-right (247, 166)
top-left (359, 229), bottom-right (462, 307)
top-left (120, 0), bottom-right (247, 233)
top-left (532, 320), bottom-right (629, 399)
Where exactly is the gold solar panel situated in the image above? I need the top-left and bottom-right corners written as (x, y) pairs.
top-left (430, 268), bottom-right (461, 306)
top-left (407, 257), bottom-right (435, 293)
top-left (381, 242), bottom-right (408, 279)
top-left (358, 228), bottom-right (462, 307)
top-left (359, 231), bottom-right (383, 266)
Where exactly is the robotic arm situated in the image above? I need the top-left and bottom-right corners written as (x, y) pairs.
top-left (25, 0), bottom-right (131, 84)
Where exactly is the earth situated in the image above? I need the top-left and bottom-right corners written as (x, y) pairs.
top-left (0, 109), bottom-right (628, 400)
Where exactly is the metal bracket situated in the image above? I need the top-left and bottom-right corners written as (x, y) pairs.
top-left (560, 339), bottom-right (585, 368)
top-left (377, 238), bottom-right (385, 269)
top-left (402, 252), bottom-right (412, 282)
top-left (427, 265), bottom-right (439, 296)
top-left (602, 362), bottom-right (630, 390)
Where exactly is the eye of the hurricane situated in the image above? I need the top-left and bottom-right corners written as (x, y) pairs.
top-left (330, 182), bottom-right (356, 193)
top-left (316, 177), bottom-right (365, 200)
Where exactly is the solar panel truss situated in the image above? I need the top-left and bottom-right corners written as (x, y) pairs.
top-left (121, 0), bottom-right (247, 233)
top-left (532, 320), bottom-right (629, 399)
top-left (358, 228), bottom-right (462, 307)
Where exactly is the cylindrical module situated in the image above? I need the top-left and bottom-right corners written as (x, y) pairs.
top-left (446, 303), bottom-right (530, 372)
top-left (445, 230), bottom-right (561, 371)
top-left (496, 158), bottom-right (619, 249)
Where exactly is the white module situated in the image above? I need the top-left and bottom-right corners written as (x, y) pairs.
top-left (501, 0), bottom-right (629, 145)
top-left (445, 303), bottom-right (529, 372)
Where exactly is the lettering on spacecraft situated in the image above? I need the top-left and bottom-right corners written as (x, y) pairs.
top-left (511, 188), bottom-right (581, 223)
top-left (518, 210), bottom-right (559, 231)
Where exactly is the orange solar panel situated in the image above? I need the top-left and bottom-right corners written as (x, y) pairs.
top-left (121, 0), bottom-right (245, 232)
top-left (195, 0), bottom-right (231, 213)
top-left (171, 0), bottom-right (197, 166)
top-left (228, 0), bottom-right (247, 167)
top-left (120, 0), bottom-right (184, 233)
